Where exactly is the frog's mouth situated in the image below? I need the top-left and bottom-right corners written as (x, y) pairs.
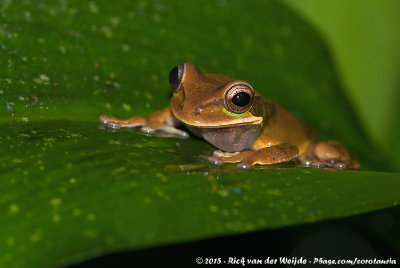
top-left (179, 116), bottom-right (263, 129)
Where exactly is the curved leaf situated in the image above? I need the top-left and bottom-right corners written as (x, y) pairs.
top-left (0, 0), bottom-right (399, 267)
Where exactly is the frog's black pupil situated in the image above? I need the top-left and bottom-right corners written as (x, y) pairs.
top-left (169, 66), bottom-right (178, 85)
top-left (232, 92), bottom-right (250, 107)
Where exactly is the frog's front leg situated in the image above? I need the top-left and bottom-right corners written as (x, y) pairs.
top-left (99, 107), bottom-right (189, 137)
top-left (208, 144), bottom-right (299, 169)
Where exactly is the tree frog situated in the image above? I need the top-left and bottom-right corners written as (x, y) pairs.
top-left (99, 62), bottom-right (359, 169)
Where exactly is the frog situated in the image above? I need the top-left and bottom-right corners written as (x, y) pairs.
top-left (99, 62), bottom-right (360, 169)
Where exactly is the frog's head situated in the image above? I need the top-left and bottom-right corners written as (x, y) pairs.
top-left (169, 62), bottom-right (263, 128)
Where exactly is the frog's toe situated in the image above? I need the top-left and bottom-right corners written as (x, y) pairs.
top-left (142, 125), bottom-right (189, 138)
top-left (301, 158), bottom-right (359, 170)
top-left (213, 150), bottom-right (224, 157)
top-left (331, 160), bottom-right (360, 170)
top-left (108, 123), bottom-right (121, 129)
top-left (208, 150), bottom-right (248, 166)
top-left (141, 126), bottom-right (156, 134)
top-left (208, 155), bottom-right (224, 165)
top-left (99, 115), bottom-right (113, 124)
top-left (208, 151), bottom-right (241, 164)
top-left (212, 150), bottom-right (240, 157)
top-left (99, 115), bottom-right (107, 124)
top-left (159, 126), bottom-right (189, 137)
top-left (209, 153), bottom-right (255, 168)
top-left (99, 115), bottom-right (123, 129)
top-left (236, 160), bottom-right (254, 169)
top-left (103, 120), bottom-right (121, 129)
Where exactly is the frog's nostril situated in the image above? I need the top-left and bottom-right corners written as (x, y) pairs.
top-left (192, 107), bottom-right (203, 116)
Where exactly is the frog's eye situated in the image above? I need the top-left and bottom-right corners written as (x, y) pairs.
top-left (224, 83), bottom-right (254, 114)
top-left (168, 63), bottom-right (186, 92)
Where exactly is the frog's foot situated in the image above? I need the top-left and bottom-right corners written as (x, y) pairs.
top-left (99, 112), bottom-right (189, 137)
top-left (208, 144), bottom-right (299, 169)
top-left (300, 142), bottom-right (360, 169)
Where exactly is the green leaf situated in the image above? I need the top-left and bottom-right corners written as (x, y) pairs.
top-left (0, 0), bottom-right (399, 267)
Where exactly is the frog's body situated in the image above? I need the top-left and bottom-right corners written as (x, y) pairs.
top-left (99, 62), bottom-right (359, 169)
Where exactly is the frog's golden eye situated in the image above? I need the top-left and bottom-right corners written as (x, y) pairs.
top-left (168, 63), bottom-right (186, 93)
top-left (224, 83), bottom-right (254, 114)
